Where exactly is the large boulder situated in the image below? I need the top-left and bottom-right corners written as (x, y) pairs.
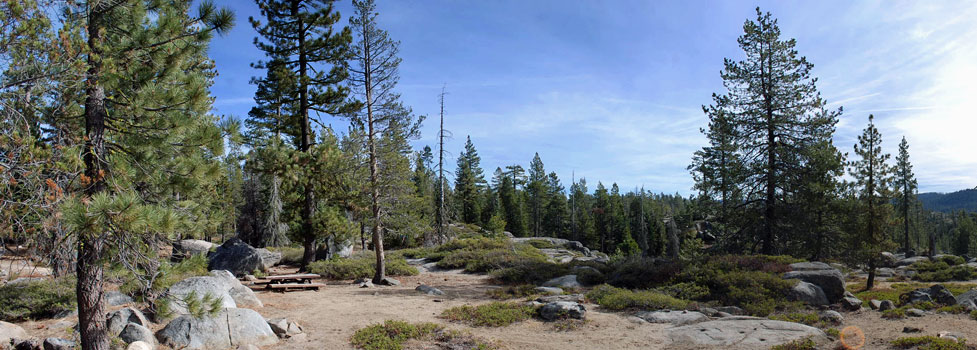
top-left (42, 338), bottom-right (74, 350)
top-left (105, 291), bottom-right (135, 306)
top-left (668, 319), bottom-right (827, 349)
top-left (208, 238), bottom-right (267, 276)
top-left (636, 310), bottom-right (707, 326)
top-left (783, 267), bottom-right (846, 303)
top-left (255, 249), bottom-right (281, 270)
top-left (542, 275), bottom-right (581, 289)
top-left (107, 307), bottom-right (151, 336)
top-left (172, 239), bottom-right (215, 261)
top-left (165, 276), bottom-right (237, 316)
top-left (538, 301), bottom-right (586, 321)
top-left (880, 252), bottom-right (899, 267)
top-left (788, 262), bottom-right (833, 271)
top-left (208, 270), bottom-right (262, 308)
top-left (787, 281), bottom-right (828, 306)
top-left (902, 285), bottom-right (955, 306)
top-left (156, 308), bottom-right (278, 350)
top-left (1, 321), bottom-right (27, 344)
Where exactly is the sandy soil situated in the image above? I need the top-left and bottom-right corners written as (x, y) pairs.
top-left (257, 267), bottom-right (670, 350)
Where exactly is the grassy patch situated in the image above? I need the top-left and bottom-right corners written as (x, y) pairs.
top-left (586, 284), bottom-right (689, 311)
top-left (351, 320), bottom-right (495, 350)
top-left (852, 282), bottom-right (977, 307)
top-left (770, 337), bottom-right (817, 350)
top-left (486, 285), bottom-right (539, 300)
top-left (308, 252), bottom-right (418, 280)
top-left (441, 302), bottom-right (537, 327)
top-left (0, 277), bottom-right (76, 321)
top-left (912, 260), bottom-right (977, 282)
top-left (525, 239), bottom-right (561, 250)
top-left (826, 328), bottom-right (840, 339)
top-left (552, 318), bottom-right (588, 332)
top-left (891, 336), bottom-right (969, 350)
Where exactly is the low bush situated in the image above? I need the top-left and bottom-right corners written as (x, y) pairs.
top-left (914, 263), bottom-right (977, 282)
top-left (437, 244), bottom-right (548, 273)
top-left (490, 260), bottom-right (569, 285)
top-left (938, 255), bottom-right (966, 266)
top-left (440, 302), bottom-right (536, 327)
top-left (770, 337), bottom-right (818, 350)
top-left (351, 320), bottom-right (495, 350)
top-left (575, 266), bottom-right (606, 286)
top-left (936, 304), bottom-right (968, 314)
top-left (710, 270), bottom-right (798, 316)
top-left (605, 257), bottom-right (683, 289)
top-left (891, 336), bottom-right (969, 350)
top-left (852, 282), bottom-right (977, 307)
top-left (308, 252), bottom-right (418, 280)
top-left (0, 277), bottom-right (76, 321)
top-left (585, 284), bottom-right (689, 311)
top-left (525, 239), bottom-right (560, 250)
top-left (882, 307), bottom-right (907, 319)
top-left (659, 282), bottom-right (710, 301)
top-left (486, 285), bottom-right (538, 300)
top-left (826, 328), bottom-right (840, 339)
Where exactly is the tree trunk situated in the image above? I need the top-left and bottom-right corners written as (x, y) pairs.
top-left (362, 27), bottom-right (386, 284)
top-left (78, 4), bottom-right (110, 349)
top-left (865, 258), bottom-right (877, 290)
top-left (903, 189), bottom-right (910, 254)
top-left (295, 7), bottom-right (316, 269)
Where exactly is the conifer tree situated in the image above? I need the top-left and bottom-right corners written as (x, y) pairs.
top-left (61, 2), bottom-right (234, 349)
top-left (704, 8), bottom-right (840, 254)
top-left (455, 136), bottom-right (485, 225)
top-left (348, 0), bottom-right (423, 282)
top-left (250, 0), bottom-right (354, 268)
top-left (849, 115), bottom-right (894, 290)
top-left (542, 172), bottom-right (568, 237)
top-left (528, 153), bottom-right (547, 236)
top-left (894, 136), bottom-right (918, 254)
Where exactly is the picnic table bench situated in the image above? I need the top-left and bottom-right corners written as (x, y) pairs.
top-left (250, 273), bottom-right (323, 292)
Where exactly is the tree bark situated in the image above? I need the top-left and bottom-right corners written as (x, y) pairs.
top-left (294, 5), bottom-right (316, 269)
top-left (78, 4), bottom-right (110, 349)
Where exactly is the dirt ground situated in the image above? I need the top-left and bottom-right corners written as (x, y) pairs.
top-left (256, 267), bottom-right (670, 350)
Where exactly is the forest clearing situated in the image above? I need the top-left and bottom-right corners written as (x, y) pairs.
top-left (3, 1), bottom-right (977, 350)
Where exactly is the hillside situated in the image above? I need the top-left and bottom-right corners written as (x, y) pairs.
top-left (918, 188), bottom-right (977, 213)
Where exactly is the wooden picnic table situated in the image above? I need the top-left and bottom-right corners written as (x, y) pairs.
top-left (265, 273), bottom-right (320, 284)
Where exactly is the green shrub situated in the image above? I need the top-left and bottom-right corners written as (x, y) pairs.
top-left (437, 244), bottom-right (548, 273)
top-left (490, 260), bottom-right (569, 285)
top-left (938, 255), bottom-right (966, 266)
top-left (440, 302), bottom-right (536, 327)
top-left (574, 266), bottom-right (606, 286)
top-left (712, 270), bottom-right (798, 316)
top-left (659, 282), bottom-right (710, 301)
top-left (605, 257), bottom-right (683, 289)
top-left (585, 284), bottom-right (689, 311)
top-left (350, 320), bottom-right (494, 350)
top-left (914, 264), bottom-right (977, 282)
top-left (853, 282), bottom-right (977, 307)
top-left (936, 304), bottom-right (968, 314)
top-left (891, 336), bottom-right (968, 350)
top-left (486, 285), bottom-right (538, 300)
top-left (826, 328), bottom-right (840, 339)
top-left (0, 277), bottom-right (76, 321)
top-left (770, 337), bottom-right (818, 350)
top-left (308, 253), bottom-right (418, 280)
top-left (882, 307), bottom-right (907, 319)
top-left (525, 239), bottom-right (560, 250)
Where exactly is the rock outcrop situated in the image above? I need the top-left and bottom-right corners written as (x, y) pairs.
top-left (0, 321), bottom-right (27, 344)
top-left (156, 308), bottom-right (278, 350)
top-left (668, 319), bottom-right (827, 349)
top-left (172, 239), bottom-right (215, 261)
top-left (636, 310), bottom-right (707, 325)
top-left (208, 238), bottom-right (277, 276)
top-left (539, 301), bottom-right (586, 320)
top-left (787, 281), bottom-right (828, 306)
top-left (783, 264), bottom-right (845, 303)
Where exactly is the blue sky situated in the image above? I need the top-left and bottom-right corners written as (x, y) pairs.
top-left (207, 1), bottom-right (977, 195)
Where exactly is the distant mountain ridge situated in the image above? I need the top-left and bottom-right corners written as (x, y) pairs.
top-left (918, 188), bottom-right (977, 213)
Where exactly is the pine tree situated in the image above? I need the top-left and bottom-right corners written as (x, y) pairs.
top-left (704, 8), bottom-right (839, 254)
top-left (250, 0), bottom-right (354, 268)
top-left (894, 136), bottom-right (918, 254)
top-left (499, 175), bottom-right (527, 236)
top-left (62, 2), bottom-right (234, 348)
top-left (689, 110), bottom-right (744, 249)
top-left (528, 153), bottom-right (547, 236)
top-left (542, 172), bottom-right (568, 237)
top-left (849, 115), bottom-right (895, 290)
top-left (455, 136), bottom-right (485, 225)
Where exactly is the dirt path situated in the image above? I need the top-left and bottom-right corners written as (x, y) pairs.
top-left (256, 267), bottom-right (670, 350)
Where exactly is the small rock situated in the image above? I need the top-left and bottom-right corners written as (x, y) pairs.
top-left (715, 306), bottom-right (745, 315)
top-left (637, 310), bottom-right (708, 326)
top-left (961, 299), bottom-right (977, 311)
top-left (119, 323), bottom-right (155, 346)
top-left (432, 299), bottom-right (442, 303)
top-left (542, 275), bottom-right (581, 289)
top-left (841, 296), bottom-right (862, 311)
top-left (286, 322), bottom-right (303, 335)
top-left (107, 307), bottom-right (150, 336)
top-left (906, 308), bottom-right (925, 317)
top-left (819, 310), bottom-right (843, 324)
top-left (627, 316), bottom-right (647, 324)
top-left (697, 307), bottom-right (718, 317)
top-left (415, 285), bottom-right (445, 296)
top-left (267, 318), bottom-right (289, 337)
top-left (359, 281), bottom-right (373, 288)
top-left (715, 311), bottom-right (734, 318)
top-left (377, 277), bottom-right (400, 286)
top-left (42, 338), bottom-right (75, 350)
top-left (536, 294), bottom-right (584, 303)
top-left (539, 301), bottom-right (586, 321)
top-left (236, 344), bottom-right (259, 350)
top-left (939, 331), bottom-right (965, 342)
top-left (869, 300), bottom-right (882, 310)
top-left (13, 338), bottom-right (41, 350)
top-left (903, 326), bottom-right (922, 333)
top-left (534, 286), bottom-right (563, 295)
top-left (244, 275), bottom-right (258, 282)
